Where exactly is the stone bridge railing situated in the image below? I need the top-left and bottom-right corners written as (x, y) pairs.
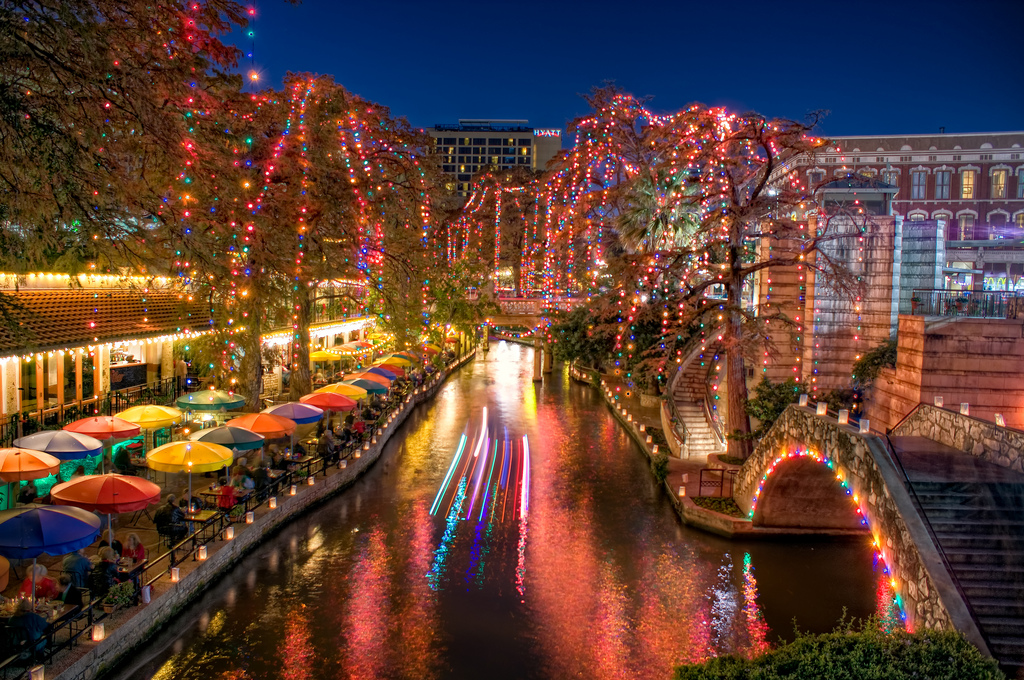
top-left (892, 403), bottom-right (1024, 474)
top-left (496, 297), bottom-right (581, 316)
top-left (734, 404), bottom-right (984, 648)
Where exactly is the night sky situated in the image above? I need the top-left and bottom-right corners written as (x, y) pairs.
top-left (237, 0), bottom-right (1023, 138)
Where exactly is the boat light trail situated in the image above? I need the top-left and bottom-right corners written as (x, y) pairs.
top-left (520, 434), bottom-right (531, 519)
top-left (429, 434), bottom-right (467, 517)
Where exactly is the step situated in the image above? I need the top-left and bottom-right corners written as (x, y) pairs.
top-left (961, 582), bottom-right (1024, 600)
top-left (987, 636), bottom-right (1024, 660)
top-left (932, 533), bottom-right (1024, 550)
top-left (968, 598), bottom-right (1024, 618)
top-left (943, 548), bottom-right (1022, 567)
top-left (978, 617), bottom-right (1024, 637)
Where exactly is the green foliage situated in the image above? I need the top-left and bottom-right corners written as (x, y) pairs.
top-left (818, 388), bottom-right (859, 414)
top-left (744, 377), bottom-right (800, 439)
top-left (650, 452), bottom-right (670, 484)
top-left (550, 306), bottom-right (615, 369)
top-left (852, 339), bottom-right (897, 390)
top-left (647, 427), bottom-right (668, 450)
top-left (674, 627), bottom-right (1003, 680)
top-left (103, 581), bottom-right (136, 607)
top-left (691, 496), bottom-right (744, 518)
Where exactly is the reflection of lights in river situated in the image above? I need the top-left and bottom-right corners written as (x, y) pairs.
top-left (427, 477), bottom-right (466, 590)
top-left (741, 553), bottom-right (769, 655)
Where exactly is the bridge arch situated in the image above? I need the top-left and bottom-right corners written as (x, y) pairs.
top-left (733, 404), bottom-right (972, 637)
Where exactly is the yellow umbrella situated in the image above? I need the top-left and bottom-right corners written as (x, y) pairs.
top-left (146, 440), bottom-right (234, 502)
top-left (315, 383), bottom-right (368, 398)
top-left (116, 405), bottom-right (183, 430)
top-left (309, 350), bottom-right (341, 362)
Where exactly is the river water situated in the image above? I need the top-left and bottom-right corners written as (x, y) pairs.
top-left (113, 341), bottom-right (884, 680)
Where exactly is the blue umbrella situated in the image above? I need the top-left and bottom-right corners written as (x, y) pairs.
top-left (0, 506), bottom-right (101, 559)
top-left (0, 505), bottom-right (101, 604)
top-left (189, 426), bottom-right (266, 451)
top-left (175, 389), bottom-right (246, 412)
top-left (263, 402), bottom-right (324, 425)
top-left (13, 430), bottom-right (103, 460)
top-left (366, 366), bottom-right (398, 380)
top-left (344, 379), bottom-right (388, 395)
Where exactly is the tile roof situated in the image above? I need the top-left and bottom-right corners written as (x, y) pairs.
top-left (0, 288), bottom-right (212, 355)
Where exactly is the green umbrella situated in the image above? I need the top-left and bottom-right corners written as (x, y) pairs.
top-left (343, 379), bottom-right (388, 395)
top-left (176, 389), bottom-right (246, 412)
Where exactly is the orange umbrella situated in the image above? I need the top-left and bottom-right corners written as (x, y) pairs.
top-left (225, 413), bottom-right (296, 440)
top-left (0, 448), bottom-right (61, 482)
top-left (50, 474), bottom-right (161, 514)
top-left (372, 363), bottom-right (405, 377)
top-left (345, 372), bottom-right (391, 387)
top-left (300, 392), bottom-right (357, 412)
top-left (63, 416), bottom-right (141, 441)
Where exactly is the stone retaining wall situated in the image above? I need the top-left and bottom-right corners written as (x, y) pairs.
top-left (734, 405), bottom-right (985, 651)
top-left (892, 403), bottom-right (1024, 474)
top-left (60, 351), bottom-right (476, 680)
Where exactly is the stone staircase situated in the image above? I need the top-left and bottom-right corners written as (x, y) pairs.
top-left (912, 480), bottom-right (1024, 676)
top-left (669, 353), bottom-right (723, 456)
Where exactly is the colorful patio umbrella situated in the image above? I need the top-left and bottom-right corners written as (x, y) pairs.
top-left (14, 431), bottom-right (102, 461)
top-left (189, 426), bottom-right (266, 451)
top-left (300, 392), bottom-right (357, 412)
top-left (264, 402), bottom-right (324, 425)
top-left (50, 473), bottom-right (161, 543)
top-left (0, 505), bottom-right (101, 604)
top-left (444, 337), bottom-right (459, 344)
top-left (351, 341), bottom-right (373, 349)
top-left (116, 404), bottom-right (183, 430)
top-left (365, 366), bottom-right (399, 380)
top-left (225, 413), bottom-right (297, 440)
top-left (373, 363), bottom-right (405, 377)
top-left (0, 448), bottom-right (61, 482)
top-left (379, 355), bottom-right (414, 366)
top-left (309, 350), bottom-right (341, 362)
top-left (421, 344), bottom-right (442, 355)
top-left (64, 416), bottom-right (141, 441)
top-left (393, 351), bottom-right (421, 360)
top-left (147, 440), bottom-right (234, 502)
top-left (176, 389), bottom-right (246, 412)
top-left (63, 416), bottom-right (141, 474)
top-left (345, 372), bottom-right (391, 387)
top-left (343, 379), bottom-right (388, 395)
top-left (316, 383), bottom-right (368, 399)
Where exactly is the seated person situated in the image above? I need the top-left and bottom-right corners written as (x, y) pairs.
top-left (9, 598), bottom-right (48, 657)
top-left (88, 547), bottom-right (120, 599)
top-left (252, 466), bottom-right (269, 491)
top-left (112, 445), bottom-right (133, 474)
top-left (17, 481), bottom-right (37, 505)
top-left (352, 419), bottom-right (365, 436)
top-left (62, 548), bottom-right (92, 588)
top-left (217, 478), bottom-right (237, 510)
top-left (98, 537), bottom-right (124, 557)
top-left (156, 496), bottom-right (188, 543)
top-left (124, 533), bottom-right (146, 563)
top-left (56, 573), bottom-right (83, 610)
top-left (18, 565), bottom-right (58, 601)
top-left (271, 452), bottom-right (289, 472)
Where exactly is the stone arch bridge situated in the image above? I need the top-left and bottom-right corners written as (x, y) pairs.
top-left (733, 404), bottom-right (984, 651)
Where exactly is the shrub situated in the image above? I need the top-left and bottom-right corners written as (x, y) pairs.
top-left (650, 453), bottom-right (670, 484)
top-left (691, 496), bottom-right (744, 518)
top-left (673, 627), bottom-right (1003, 680)
top-left (744, 377), bottom-right (799, 439)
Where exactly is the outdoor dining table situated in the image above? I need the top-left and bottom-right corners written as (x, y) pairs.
top-left (184, 509), bottom-right (220, 543)
top-left (117, 557), bottom-right (147, 590)
top-left (198, 487), bottom-right (254, 511)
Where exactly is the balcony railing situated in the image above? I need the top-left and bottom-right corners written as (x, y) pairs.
top-left (496, 297), bottom-right (581, 316)
top-left (909, 289), bottom-right (1023, 319)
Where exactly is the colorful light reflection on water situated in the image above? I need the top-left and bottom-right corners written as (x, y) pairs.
top-left (117, 341), bottom-right (888, 680)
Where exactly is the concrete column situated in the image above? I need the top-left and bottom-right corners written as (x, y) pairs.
top-left (160, 341), bottom-right (174, 380)
top-left (75, 352), bottom-right (83, 402)
top-left (1, 360), bottom-right (16, 415)
top-left (56, 353), bottom-right (65, 407)
top-left (97, 346), bottom-right (110, 395)
top-left (542, 343), bottom-right (553, 373)
top-left (533, 336), bottom-right (542, 382)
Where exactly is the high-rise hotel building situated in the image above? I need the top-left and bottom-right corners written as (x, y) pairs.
top-left (425, 120), bottom-right (562, 195)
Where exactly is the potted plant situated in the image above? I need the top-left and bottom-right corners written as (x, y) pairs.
top-left (910, 296), bottom-right (922, 313)
top-left (102, 581), bottom-right (135, 614)
top-left (955, 296), bottom-right (969, 313)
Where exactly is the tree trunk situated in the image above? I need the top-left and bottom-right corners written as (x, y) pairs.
top-left (726, 250), bottom-right (752, 458)
top-left (242, 307), bottom-right (264, 413)
top-left (289, 285), bottom-right (313, 399)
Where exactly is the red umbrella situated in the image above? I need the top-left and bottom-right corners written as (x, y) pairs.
top-left (50, 473), bottom-right (160, 543)
top-left (226, 413), bottom-right (296, 440)
top-left (300, 392), bottom-right (357, 412)
top-left (64, 416), bottom-right (141, 441)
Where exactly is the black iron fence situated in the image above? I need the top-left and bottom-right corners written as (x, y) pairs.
top-left (910, 289), bottom-right (1023, 319)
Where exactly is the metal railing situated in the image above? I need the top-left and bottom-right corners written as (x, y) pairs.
top-left (496, 297), bottom-right (581, 316)
top-left (910, 289), bottom-right (1022, 319)
top-left (698, 468), bottom-right (737, 497)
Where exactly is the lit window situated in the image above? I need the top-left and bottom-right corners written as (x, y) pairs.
top-left (1017, 213), bottom-right (1024, 229)
top-left (935, 170), bottom-right (951, 199)
top-left (991, 169), bottom-right (1007, 198)
top-left (883, 171), bottom-right (899, 186)
top-left (808, 170), bottom-right (824, 186)
top-left (1017, 168), bottom-right (1024, 198)
top-left (520, 148), bottom-right (528, 155)
top-left (961, 170), bottom-right (976, 199)
top-left (910, 213), bottom-right (925, 221)
top-left (911, 171), bottom-right (926, 199)
top-left (958, 214), bottom-right (975, 240)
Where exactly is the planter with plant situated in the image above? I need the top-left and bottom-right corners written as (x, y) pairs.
top-left (102, 581), bottom-right (136, 614)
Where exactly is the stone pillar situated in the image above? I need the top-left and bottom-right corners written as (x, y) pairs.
top-left (160, 341), bottom-right (174, 380)
top-left (533, 336), bottom-right (542, 382)
top-left (75, 352), bottom-right (83, 402)
top-left (97, 346), bottom-right (111, 395)
top-left (55, 353), bottom-right (65, 407)
top-left (1, 360), bottom-right (17, 415)
top-left (542, 343), bottom-right (553, 373)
